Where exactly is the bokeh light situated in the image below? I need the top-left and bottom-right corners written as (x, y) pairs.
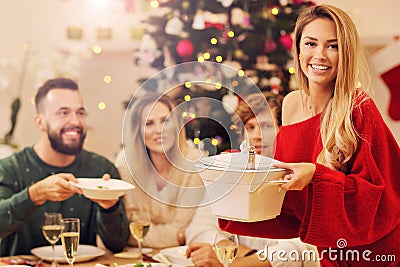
top-left (98, 101), bottom-right (106, 110)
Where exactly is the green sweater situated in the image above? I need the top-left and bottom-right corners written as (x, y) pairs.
top-left (0, 147), bottom-right (130, 256)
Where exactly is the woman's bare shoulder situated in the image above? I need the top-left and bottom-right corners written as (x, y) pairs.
top-left (283, 90), bottom-right (301, 104)
top-left (281, 90), bottom-right (303, 125)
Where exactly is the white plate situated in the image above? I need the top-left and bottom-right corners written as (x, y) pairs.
top-left (114, 252), bottom-right (141, 259)
top-left (159, 246), bottom-right (193, 266)
top-left (31, 244), bottom-right (105, 263)
top-left (70, 178), bottom-right (135, 200)
top-left (125, 247), bottom-right (153, 254)
top-left (114, 248), bottom-right (154, 259)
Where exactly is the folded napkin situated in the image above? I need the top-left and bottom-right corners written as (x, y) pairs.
top-left (152, 253), bottom-right (172, 266)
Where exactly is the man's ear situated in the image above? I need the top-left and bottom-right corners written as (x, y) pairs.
top-left (34, 114), bottom-right (46, 131)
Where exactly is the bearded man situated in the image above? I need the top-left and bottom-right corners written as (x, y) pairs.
top-left (0, 78), bottom-right (129, 256)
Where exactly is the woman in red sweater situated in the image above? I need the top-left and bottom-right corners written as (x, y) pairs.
top-left (219, 4), bottom-right (400, 267)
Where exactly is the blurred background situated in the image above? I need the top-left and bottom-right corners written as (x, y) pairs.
top-left (0, 0), bottom-right (399, 161)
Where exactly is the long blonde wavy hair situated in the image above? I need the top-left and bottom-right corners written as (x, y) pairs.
top-left (123, 92), bottom-right (191, 189)
top-left (293, 4), bottom-right (371, 171)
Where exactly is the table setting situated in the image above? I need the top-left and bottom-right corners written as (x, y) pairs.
top-left (1, 169), bottom-right (257, 267)
top-left (0, 244), bottom-right (195, 267)
top-left (0, 179), bottom-right (194, 267)
top-left (1, 213), bottom-right (193, 267)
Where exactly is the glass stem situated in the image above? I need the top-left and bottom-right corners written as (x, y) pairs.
top-left (138, 241), bottom-right (143, 258)
top-left (51, 244), bottom-right (56, 266)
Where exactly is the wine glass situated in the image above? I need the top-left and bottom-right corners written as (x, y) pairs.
top-left (214, 232), bottom-right (239, 267)
top-left (42, 212), bottom-right (62, 267)
top-left (61, 218), bottom-right (80, 267)
top-left (129, 212), bottom-right (150, 259)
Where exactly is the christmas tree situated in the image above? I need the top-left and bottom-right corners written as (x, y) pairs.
top-left (135, 0), bottom-right (315, 154)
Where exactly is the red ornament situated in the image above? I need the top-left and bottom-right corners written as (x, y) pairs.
top-left (176, 39), bottom-right (194, 58)
top-left (279, 33), bottom-right (293, 50)
top-left (264, 39), bottom-right (277, 53)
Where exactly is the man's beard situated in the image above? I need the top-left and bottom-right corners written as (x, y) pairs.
top-left (47, 127), bottom-right (86, 155)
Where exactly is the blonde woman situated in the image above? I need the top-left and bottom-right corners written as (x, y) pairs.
top-left (115, 92), bottom-right (204, 248)
top-left (186, 92), bottom-right (319, 267)
top-left (219, 4), bottom-right (400, 266)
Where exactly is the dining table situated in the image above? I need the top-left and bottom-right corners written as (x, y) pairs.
top-left (0, 247), bottom-right (165, 267)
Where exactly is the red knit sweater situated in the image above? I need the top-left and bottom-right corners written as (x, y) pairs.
top-left (219, 97), bottom-right (400, 266)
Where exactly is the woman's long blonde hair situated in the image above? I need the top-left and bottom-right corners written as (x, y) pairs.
top-left (123, 92), bottom-right (190, 188)
top-left (293, 4), bottom-right (371, 171)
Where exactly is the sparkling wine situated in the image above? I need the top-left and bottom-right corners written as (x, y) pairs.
top-left (215, 241), bottom-right (238, 266)
top-left (61, 232), bottom-right (79, 263)
top-left (129, 222), bottom-right (150, 242)
top-left (42, 225), bottom-right (62, 245)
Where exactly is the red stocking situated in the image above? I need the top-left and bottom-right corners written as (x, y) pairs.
top-left (381, 65), bottom-right (400, 120)
top-left (371, 39), bottom-right (400, 121)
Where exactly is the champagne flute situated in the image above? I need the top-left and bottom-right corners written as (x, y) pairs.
top-left (214, 232), bottom-right (239, 267)
top-left (61, 218), bottom-right (80, 267)
top-left (42, 212), bottom-right (62, 267)
top-left (129, 212), bottom-right (150, 259)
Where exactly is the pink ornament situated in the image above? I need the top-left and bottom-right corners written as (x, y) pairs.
top-left (264, 39), bottom-right (277, 53)
top-left (279, 33), bottom-right (293, 50)
top-left (176, 39), bottom-right (194, 58)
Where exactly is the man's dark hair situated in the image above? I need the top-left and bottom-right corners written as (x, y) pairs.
top-left (34, 78), bottom-right (79, 113)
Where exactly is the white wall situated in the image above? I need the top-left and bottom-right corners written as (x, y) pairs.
top-left (317, 0), bottom-right (400, 143)
top-left (317, 0), bottom-right (399, 45)
top-left (0, 0), bottom-right (158, 160)
top-left (0, 0), bottom-right (399, 162)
